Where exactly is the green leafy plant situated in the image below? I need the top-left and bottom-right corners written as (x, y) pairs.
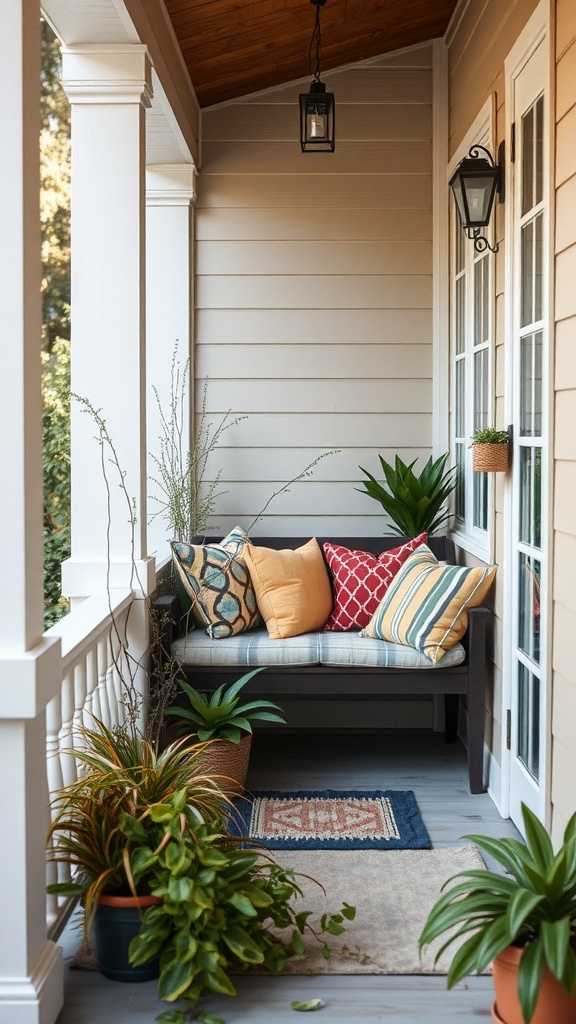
top-left (47, 719), bottom-right (228, 928)
top-left (164, 668), bottom-right (286, 743)
top-left (357, 453), bottom-right (457, 536)
top-left (47, 719), bottom-right (355, 1022)
top-left (127, 794), bottom-right (355, 1013)
top-left (469, 427), bottom-right (510, 446)
top-left (419, 802), bottom-right (576, 1024)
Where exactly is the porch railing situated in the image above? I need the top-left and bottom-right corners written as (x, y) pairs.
top-left (44, 588), bottom-right (133, 936)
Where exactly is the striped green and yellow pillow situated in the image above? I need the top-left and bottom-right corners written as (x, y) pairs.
top-left (360, 545), bottom-right (496, 663)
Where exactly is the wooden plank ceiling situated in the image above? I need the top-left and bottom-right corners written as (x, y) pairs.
top-left (164, 0), bottom-right (458, 108)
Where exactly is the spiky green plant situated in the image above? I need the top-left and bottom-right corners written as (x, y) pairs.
top-left (357, 453), bottom-right (458, 536)
top-left (164, 668), bottom-right (286, 743)
top-left (47, 719), bottom-right (228, 927)
top-left (419, 803), bottom-right (576, 1024)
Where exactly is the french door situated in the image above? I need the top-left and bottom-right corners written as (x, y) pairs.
top-left (505, 33), bottom-right (549, 829)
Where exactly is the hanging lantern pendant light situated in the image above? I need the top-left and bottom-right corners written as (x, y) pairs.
top-left (299, 0), bottom-right (335, 152)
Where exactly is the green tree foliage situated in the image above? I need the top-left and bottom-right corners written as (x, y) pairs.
top-left (42, 339), bottom-right (70, 627)
top-left (40, 18), bottom-right (71, 353)
top-left (41, 18), bottom-right (71, 626)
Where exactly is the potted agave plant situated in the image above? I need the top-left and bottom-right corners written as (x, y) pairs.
top-left (357, 453), bottom-right (457, 536)
top-left (419, 802), bottom-right (576, 1024)
top-left (164, 667), bottom-right (286, 794)
top-left (469, 427), bottom-right (510, 473)
top-left (47, 718), bottom-right (354, 1021)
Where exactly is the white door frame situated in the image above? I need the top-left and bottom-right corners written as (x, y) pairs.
top-left (501, 0), bottom-right (553, 826)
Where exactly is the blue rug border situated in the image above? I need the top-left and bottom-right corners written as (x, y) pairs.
top-left (228, 789), bottom-right (431, 850)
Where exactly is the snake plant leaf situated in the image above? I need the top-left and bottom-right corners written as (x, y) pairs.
top-left (357, 453), bottom-right (457, 536)
top-left (290, 999), bottom-right (326, 1011)
top-left (522, 803), bottom-right (555, 874)
top-left (506, 888), bottom-right (545, 937)
top-left (445, 930), bottom-right (486, 987)
top-left (518, 938), bottom-right (544, 1024)
top-left (541, 916), bottom-right (571, 981)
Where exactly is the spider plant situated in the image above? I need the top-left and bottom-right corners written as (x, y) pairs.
top-left (47, 719), bottom-right (228, 927)
top-left (419, 803), bottom-right (576, 1024)
top-left (357, 453), bottom-right (457, 536)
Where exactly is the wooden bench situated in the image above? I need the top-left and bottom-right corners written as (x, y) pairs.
top-left (154, 535), bottom-right (489, 794)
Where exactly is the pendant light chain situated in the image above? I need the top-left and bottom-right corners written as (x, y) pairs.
top-left (309, 4), bottom-right (323, 82)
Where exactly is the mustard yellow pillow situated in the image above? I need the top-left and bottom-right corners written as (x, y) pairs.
top-left (244, 538), bottom-right (333, 639)
top-left (360, 544), bottom-right (496, 663)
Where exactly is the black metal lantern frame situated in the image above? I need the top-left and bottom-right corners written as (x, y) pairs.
top-left (449, 142), bottom-right (505, 253)
top-left (299, 0), bottom-right (335, 152)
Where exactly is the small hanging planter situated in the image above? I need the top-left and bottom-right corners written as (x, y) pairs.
top-left (470, 428), bottom-right (510, 473)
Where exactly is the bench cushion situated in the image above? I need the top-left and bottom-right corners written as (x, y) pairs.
top-left (171, 627), bottom-right (465, 670)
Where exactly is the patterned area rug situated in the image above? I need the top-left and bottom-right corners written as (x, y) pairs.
top-left (228, 789), bottom-right (431, 850)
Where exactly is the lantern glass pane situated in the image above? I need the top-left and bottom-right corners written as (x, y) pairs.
top-left (462, 174), bottom-right (496, 226)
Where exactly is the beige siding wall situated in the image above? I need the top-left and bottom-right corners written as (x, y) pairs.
top-left (551, 0), bottom-right (576, 842)
top-left (196, 46), bottom-right (434, 537)
top-left (447, 0), bottom-right (540, 778)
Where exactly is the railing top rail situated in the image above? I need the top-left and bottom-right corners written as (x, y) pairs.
top-left (45, 589), bottom-right (133, 668)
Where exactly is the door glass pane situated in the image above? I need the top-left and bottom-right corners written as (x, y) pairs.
top-left (455, 276), bottom-right (465, 355)
top-left (474, 349), bottom-right (488, 430)
top-left (455, 359), bottom-right (465, 437)
top-left (534, 211), bottom-right (543, 322)
top-left (522, 106), bottom-right (534, 217)
top-left (520, 331), bottom-right (543, 436)
top-left (519, 447), bottom-right (542, 549)
top-left (518, 662), bottom-right (540, 781)
top-left (521, 221), bottom-right (534, 328)
top-left (455, 216), bottom-right (465, 273)
top-left (473, 472), bottom-right (488, 530)
top-left (518, 553), bottom-right (540, 664)
top-left (455, 442), bottom-right (465, 521)
top-left (474, 258), bottom-right (489, 343)
top-left (535, 95), bottom-right (544, 206)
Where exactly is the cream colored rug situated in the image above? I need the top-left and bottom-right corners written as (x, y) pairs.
top-left (70, 845), bottom-right (485, 976)
top-left (267, 845), bottom-right (485, 975)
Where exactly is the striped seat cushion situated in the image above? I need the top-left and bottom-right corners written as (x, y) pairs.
top-left (171, 628), bottom-right (322, 667)
top-left (361, 544), bottom-right (496, 663)
top-left (171, 625), bottom-right (465, 670)
top-left (319, 631), bottom-right (465, 669)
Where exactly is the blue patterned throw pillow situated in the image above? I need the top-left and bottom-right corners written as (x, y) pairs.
top-left (172, 526), bottom-right (261, 639)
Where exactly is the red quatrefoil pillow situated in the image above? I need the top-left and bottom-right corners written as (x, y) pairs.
top-left (322, 533), bottom-right (428, 632)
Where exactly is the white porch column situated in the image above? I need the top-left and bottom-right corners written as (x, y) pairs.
top-left (0, 4), bottom-right (63, 1022)
top-left (60, 45), bottom-right (155, 603)
top-left (146, 164), bottom-right (196, 561)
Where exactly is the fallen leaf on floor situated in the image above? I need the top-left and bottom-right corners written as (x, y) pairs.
top-left (290, 999), bottom-right (326, 1011)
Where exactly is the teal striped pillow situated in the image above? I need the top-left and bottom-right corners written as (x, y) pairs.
top-left (360, 545), bottom-right (496, 663)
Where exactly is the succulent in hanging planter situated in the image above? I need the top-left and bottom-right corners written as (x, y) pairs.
top-left (357, 453), bottom-right (457, 536)
top-left (469, 427), bottom-right (510, 473)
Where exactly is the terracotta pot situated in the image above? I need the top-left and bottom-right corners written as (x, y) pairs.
top-left (491, 945), bottom-right (576, 1024)
top-left (92, 894), bottom-right (162, 983)
top-left (473, 443), bottom-right (509, 473)
top-left (198, 733), bottom-right (252, 795)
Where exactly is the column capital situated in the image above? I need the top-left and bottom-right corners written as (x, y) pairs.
top-left (61, 44), bottom-right (153, 107)
top-left (146, 163), bottom-right (197, 205)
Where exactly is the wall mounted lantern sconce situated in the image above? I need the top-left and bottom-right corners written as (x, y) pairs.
top-left (299, 0), bottom-right (335, 152)
top-left (449, 141), bottom-right (505, 253)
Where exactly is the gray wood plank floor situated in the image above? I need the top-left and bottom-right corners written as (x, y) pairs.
top-left (55, 731), bottom-right (521, 1024)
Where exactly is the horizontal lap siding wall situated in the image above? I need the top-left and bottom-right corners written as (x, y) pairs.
top-left (551, 0), bottom-right (576, 842)
top-left (195, 45), bottom-right (434, 538)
